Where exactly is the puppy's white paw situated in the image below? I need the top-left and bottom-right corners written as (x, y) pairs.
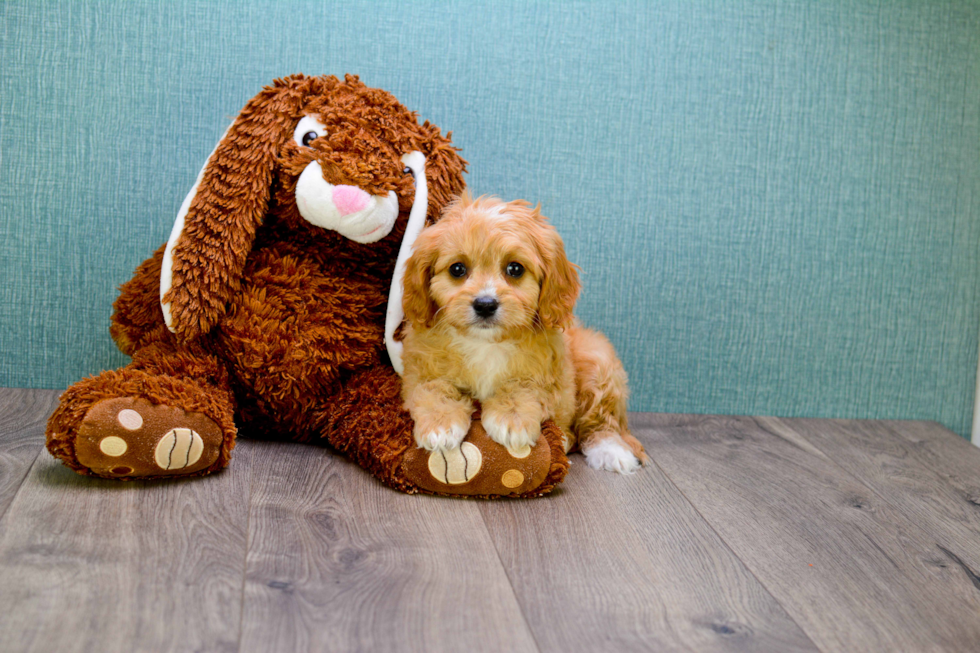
top-left (415, 420), bottom-right (469, 451)
top-left (482, 412), bottom-right (540, 449)
top-left (584, 439), bottom-right (642, 474)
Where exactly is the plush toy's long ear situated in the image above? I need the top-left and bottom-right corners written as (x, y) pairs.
top-left (385, 152), bottom-right (428, 375)
top-left (416, 122), bottom-right (467, 224)
top-left (160, 80), bottom-right (304, 341)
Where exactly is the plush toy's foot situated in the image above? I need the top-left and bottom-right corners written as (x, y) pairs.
top-left (401, 416), bottom-right (569, 498)
top-left (324, 367), bottom-right (570, 498)
top-left (47, 365), bottom-right (237, 480)
top-left (73, 397), bottom-right (224, 478)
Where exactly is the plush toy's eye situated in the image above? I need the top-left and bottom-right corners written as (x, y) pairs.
top-left (506, 262), bottom-right (525, 278)
top-left (403, 166), bottom-right (415, 177)
top-left (449, 262), bottom-right (467, 278)
top-left (293, 115), bottom-right (328, 148)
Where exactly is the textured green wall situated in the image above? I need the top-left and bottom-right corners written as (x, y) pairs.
top-left (2, 1), bottom-right (978, 436)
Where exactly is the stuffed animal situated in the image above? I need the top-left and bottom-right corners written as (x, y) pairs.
top-left (46, 74), bottom-right (569, 498)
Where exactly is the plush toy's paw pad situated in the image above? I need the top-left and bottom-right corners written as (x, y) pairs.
top-left (402, 418), bottom-right (557, 496)
top-left (75, 397), bottom-right (223, 478)
top-left (427, 442), bottom-right (483, 485)
top-left (154, 428), bottom-right (207, 470)
top-left (583, 437), bottom-right (642, 474)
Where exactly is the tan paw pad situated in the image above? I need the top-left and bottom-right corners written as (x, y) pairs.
top-left (99, 436), bottom-right (128, 457)
top-left (117, 409), bottom-right (143, 431)
top-left (154, 428), bottom-right (205, 470)
top-left (506, 444), bottom-right (531, 459)
top-left (501, 469), bottom-right (525, 488)
top-left (428, 442), bottom-right (482, 485)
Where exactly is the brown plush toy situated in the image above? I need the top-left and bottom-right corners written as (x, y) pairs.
top-left (46, 74), bottom-right (569, 498)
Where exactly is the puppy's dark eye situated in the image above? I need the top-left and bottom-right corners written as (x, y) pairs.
top-left (449, 262), bottom-right (467, 278)
top-left (301, 131), bottom-right (319, 147)
top-left (506, 262), bottom-right (525, 278)
top-left (403, 166), bottom-right (415, 177)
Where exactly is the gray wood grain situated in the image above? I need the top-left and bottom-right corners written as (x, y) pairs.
top-left (478, 449), bottom-right (818, 653)
top-left (239, 439), bottom-right (538, 653)
top-left (762, 417), bottom-right (980, 574)
top-left (636, 413), bottom-right (980, 652)
top-left (0, 435), bottom-right (254, 653)
top-left (5, 387), bottom-right (980, 653)
top-left (0, 388), bottom-right (61, 520)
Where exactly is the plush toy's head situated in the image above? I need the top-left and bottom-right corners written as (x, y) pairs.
top-left (160, 74), bottom-right (466, 345)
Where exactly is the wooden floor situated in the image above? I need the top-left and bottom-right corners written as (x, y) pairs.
top-left (1, 388), bottom-right (979, 652)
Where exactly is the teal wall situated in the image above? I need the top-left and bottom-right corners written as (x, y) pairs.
top-left (2, 1), bottom-right (978, 436)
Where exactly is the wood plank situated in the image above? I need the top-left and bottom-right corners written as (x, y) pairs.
top-left (239, 439), bottom-right (539, 653)
top-left (0, 433), bottom-right (254, 652)
top-left (478, 445), bottom-right (818, 652)
top-left (879, 419), bottom-right (980, 526)
top-left (637, 413), bottom-right (980, 652)
top-left (762, 417), bottom-right (980, 573)
top-left (0, 388), bottom-right (62, 520)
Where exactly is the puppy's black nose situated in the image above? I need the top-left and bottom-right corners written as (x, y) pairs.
top-left (472, 296), bottom-right (499, 318)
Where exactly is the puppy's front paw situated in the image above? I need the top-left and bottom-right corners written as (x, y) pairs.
top-left (414, 418), bottom-right (470, 452)
top-left (482, 411), bottom-right (541, 450)
top-left (584, 438), bottom-right (642, 474)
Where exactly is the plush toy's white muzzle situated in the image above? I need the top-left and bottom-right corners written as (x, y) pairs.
top-left (295, 162), bottom-right (399, 243)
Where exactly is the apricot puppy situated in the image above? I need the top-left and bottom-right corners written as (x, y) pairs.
top-left (400, 193), bottom-right (647, 473)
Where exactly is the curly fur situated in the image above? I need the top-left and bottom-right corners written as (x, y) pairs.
top-left (401, 194), bottom-right (647, 473)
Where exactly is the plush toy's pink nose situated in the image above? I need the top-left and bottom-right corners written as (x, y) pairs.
top-left (333, 185), bottom-right (370, 216)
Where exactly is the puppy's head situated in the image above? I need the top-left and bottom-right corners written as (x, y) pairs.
top-left (403, 193), bottom-right (580, 336)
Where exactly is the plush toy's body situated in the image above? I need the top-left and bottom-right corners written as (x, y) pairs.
top-left (47, 75), bottom-right (569, 497)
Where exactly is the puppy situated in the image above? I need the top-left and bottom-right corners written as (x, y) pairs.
top-left (400, 193), bottom-right (647, 474)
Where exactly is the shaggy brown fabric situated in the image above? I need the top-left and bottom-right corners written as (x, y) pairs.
top-left (46, 74), bottom-right (569, 497)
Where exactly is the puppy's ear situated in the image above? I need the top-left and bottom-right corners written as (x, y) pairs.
top-left (537, 215), bottom-right (581, 329)
top-left (160, 77), bottom-right (309, 341)
top-left (401, 232), bottom-right (440, 329)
